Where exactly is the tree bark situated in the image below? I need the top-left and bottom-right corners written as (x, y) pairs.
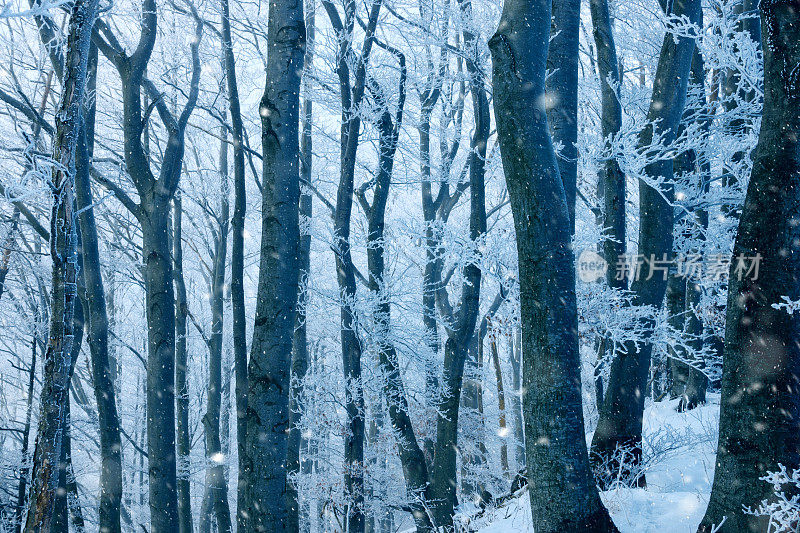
top-left (427, 3), bottom-right (488, 526)
top-left (591, 0), bottom-right (701, 481)
top-left (74, 41), bottom-right (123, 533)
top-left (288, 7), bottom-right (315, 529)
top-left (202, 125), bottom-right (233, 533)
top-left (173, 194), bottom-right (193, 533)
top-left (547, 0), bottom-right (581, 231)
top-left (669, 49), bottom-right (709, 412)
top-left (243, 0), bottom-right (305, 528)
top-left (320, 2), bottom-right (382, 529)
top-left (589, 0), bottom-right (625, 291)
top-left (24, 0), bottom-right (98, 529)
top-left (699, 2), bottom-right (800, 531)
top-left (218, 0), bottom-right (249, 525)
top-left (92, 4), bottom-right (203, 529)
top-left (489, 0), bottom-right (618, 529)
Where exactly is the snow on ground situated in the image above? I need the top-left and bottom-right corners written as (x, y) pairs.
top-left (471, 395), bottom-right (720, 532)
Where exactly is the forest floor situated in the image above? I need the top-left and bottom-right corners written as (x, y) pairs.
top-left (467, 394), bottom-right (720, 533)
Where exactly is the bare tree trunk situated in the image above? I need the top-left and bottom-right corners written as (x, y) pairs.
top-left (490, 335), bottom-right (510, 475)
top-left (547, 0), bottom-right (581, 230)
top-left (218, 0), bottom-right (248, 525)
top-left (92, 4), bottom-right (203, 529)
top-left (53, 275), bottom-right (84, 533)
top-left (591, 0), bottom-right (700, 482)
top-left (202, 126), bottom-right (232, 533)
top-left (15, 334), bottom-right (38, 533)
top-left (0, 209), bottom-right (20, 301)
top-left (244, 0), bottom-right (305, 528)
top-left (699, 3), bottom-right (800, 530)
top-left (74, 41), bottom-right (123, 533)
top-left (25, 1), bottom-right (98, 529)
top-left (669, 49), bottom-right (709, 412)
top-left (427, 3), bottom-right (488, 525)
top-left (589, 0), bottom-right (625, 291)
top-left (173, 194), bottom-right (193, 533)
top-left (288, 7), bottom-right (315, 528)
top-left (320, 2), bottom-right (383, 529)
top-left (509, 328), bottom-right (525, 470)
top-left (489, 0), bottom-right (618, 529)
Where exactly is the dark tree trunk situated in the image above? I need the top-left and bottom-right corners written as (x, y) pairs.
top-left (489, 0), bottom-right (618, 529)
top-left (547, 0), bottom-right (581, 231)
top-left (589, 0), bottom-right (625, 291)
top-left (74, 41), bottom-right (123, 533)
top-left (699, 3), bottom-right (800, 531)
top-left (591, 0), bottom-right (700, 481)
top-left (92, 4), bottom-right (202, 529)
top-left (288, 8), bottom-right (315, 529)
top-left (490, 335), bottom-right (510, 475)
top-left (358, 46), bottom-right (436, 530)
top-left (54, 295), bottom-right (84, 533)
top-left (202, 127), bottom-right (232, 533)
top-left (320, 2), bottom-right (382, 529)
top-left (218, 0), bottom-right (248, 525)
top-left (669, 49), bottom-right (709, 412)
top-left (15, 334), bottom-right (38, 533)
top-left (243, 0), bottom-right (305, 528)
top-left (427, 3), bottom-right (488, 526)
top-left (173, 195), bottom-right (193, 533)
top-left (0, 209), bottom-right (20, 301)
top-left (25, 1), bottom-right (98, 529)
top-left (509, 329), bottom-right (525, 470)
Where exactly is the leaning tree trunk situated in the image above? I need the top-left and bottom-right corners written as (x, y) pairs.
top-left (489, 0), bottom-right (618, 530)
top-left (699, 2), bottom-right (800, 531)
top-left (24, 0), bottom-right (98, 530)
top-left (669, 48), bottom-right (709, 412)
top-left (547, 0), bottom-right (581, 231)
top-left (244, 0), bottom-right (305, 528)
top-left (591, 0), bottom-right (700, 483)
top-left (74, 41), bottom-right (123, 533)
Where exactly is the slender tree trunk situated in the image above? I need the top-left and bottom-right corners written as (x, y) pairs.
top-left (547, 0), bottom-right (581, 231)
top-left (321, 2), bottom-right (383, 529)
top-left (219, 0), bottom-right (248, 527)
top-left (244, 0), bottom-right (305, 528)
top-left (15, 334), bottom-right (38, 533)
top-left (427, 4), bottom-right (488, 525)
top-left (591, 0), bottom-right (701, 481)
top-left (288, 8), bottom-right (315, 528)
top-left (490, 335), bottom-right (510, 475)
top-left (53, 271), bottom-right (85, 533)
top-left (0, 209), bottom-right (19, 301)
top-left (489, 0), bottom-right (618, 529)
top-left (24, 1), bottom-right (98, 529)
top-left (509, 328), bottom-right (525, 470)
top-left (669, 49), bottom-right (709, 412)
top-left (589, 0), bottom-right (625, 291)
top-left (699, 3), bottom-right (800, 530)
top-left (460, 334), bottom-right (487, 498)
top-left (173, 194), bottom-right (193, 533)
top-left (203, 126), bottom-right (232, 533)
top-left (73, 41), bottom-right (123, 533)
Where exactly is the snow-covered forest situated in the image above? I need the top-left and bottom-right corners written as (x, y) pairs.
top-left (0, 0), bottom-right (798, 531)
